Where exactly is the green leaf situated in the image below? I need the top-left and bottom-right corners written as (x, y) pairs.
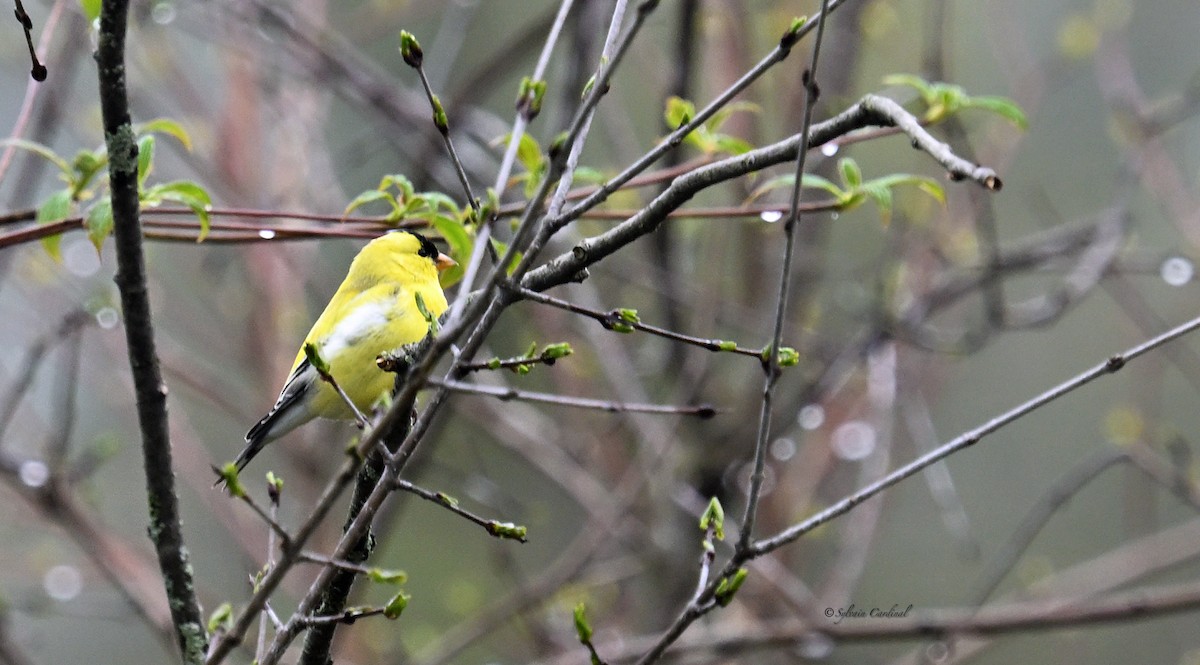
top-left (489, 238), bottom-right (524, 276)
top-left (748, 172), bottom-right (848, 203)
top-left (368, 568), bottom-right (408, 585)
top-left (304, 342), bottom-right (331, 376)
top-left (70, 149), bottom-right (107, 196)
top-left (399, 30), bottom-right (423, 68)
top-left (265, 470), bottom-right (284, 501)
top-left (777, 347), bottom-right (800, 367)
top-left (714, 568), bottom-right (748, 606)
top-left (664, 96), bottom-right (696, 129)
top-left (143, 180), bottom-right (212, 241)
top-left (431, 216), bottom-right (469, 287)
top-left (862, 182), bottom-right (894, 224)
top-left (485, 520), bottom-right (528, 541)
top-left (699, 497), bottom-right (725, 540)
top-left (705, 100), bottom-right (760, 133)
top-left (37, 189), bottom-right (73, 261)
top-left (137, 135), bottom-right (155, 187)
top-left (207, 602), bottom-right (234, 633)
top-left (383, 591), bottom-right (411, 619)
top-left (136, 118), bottom-right (193, 151)
top-left (717, 340), bottom-right (738, 352)
top-left (780, 15), bottom-right (808, 48)
top-left (344, 189), bottom-right (394, 217)
top-left (967, 95), bottom-right (1029, 129)
top-left (38, 189), bottom-right (72, 224)
top-left (0, 138), bottom-right (72, 175)
top-left (85, 199), bottom-right (113, 253)
top-left (414, 292), bottom-right (437, 333)
top-left (431, 94), bottom-right (449, 133)
top-left (616, 308), bottom-right (640, 324)
top-left (873, 174), bottom-right (946, 205)
top-left (573, 603), bottom-right (593, 643)
top-left (713, 134), bottom-right (754, 156)
top-left (216, 462), bottom-right (245, 498)
top-left (883, 73), bottom-right (935, 103)
top-left (540, 342), bottom-right (573, 360)
top-left (80, 0), bottom-right (101, 21)
top-left (514, 133), bottom-right (544, 175)
top-left (838, 157), bottom-right (863, 189)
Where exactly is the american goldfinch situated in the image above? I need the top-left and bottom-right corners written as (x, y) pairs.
top-left (230, 231), bottom-right (454, 475)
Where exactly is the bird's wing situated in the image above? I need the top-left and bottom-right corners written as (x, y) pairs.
top-left (238, 358), bottom-right (317, 470)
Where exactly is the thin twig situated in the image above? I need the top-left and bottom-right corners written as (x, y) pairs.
top-left (448, 0), bottom-right (576, 323)
top-left (513, 286), bottom-right (763, 359)
top-left (739, 0), bottom-right (834, 553)
top-left (750, 313), bottom-right (1200, 557)
top-left (427, 377), bottom-right (717, 418)
top-left (11, 0), bottom-right (47, 80)
top-left (393, 479), bottom-right (529, 543)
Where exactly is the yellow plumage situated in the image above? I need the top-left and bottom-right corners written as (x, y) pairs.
top-left (231, 231), bottom-right (453, 475)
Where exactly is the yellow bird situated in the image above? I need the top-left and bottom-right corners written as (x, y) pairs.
top-left (231, 231), bottom-right (454, 475)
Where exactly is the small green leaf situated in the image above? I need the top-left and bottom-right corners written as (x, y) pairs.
top-left (265, 470), bottom-right (283, 502)
top-left (80, 0), bottom-right (101, 21)
top-left (712, 135), bottom-right (753, 156)
top-left (71, 149), bottom-right (107, 195)
top-left (617, 308), bottom-right (639, 324)
top-left (780, 15), bottom-right (808, 48)
top-left (304, 342), bottom-right (331, 376)
top-left (838, 157), bottom-right (863, 189)
top-left (137, 118), bottom-right (194, 151)
top-left (207, 602), bottom-right (234, 633)
top-left (967, 95), bottom-right (1029, 129)
top-left (573, 603), bottom-right (593, 644)
top-left (699, 497), bottom-right (725, 540)
top-left (143, 180), bottom-right (212, 241)
top-left (541, 343), bottom-right (573, 360)
top-left (516, 76), bottom-right (547, 119)
top-left (717, 340), bottom-right (738, 352)
top-left (216, 463), bottom-right (245, 498)
top-left (486, 357), bottom-right (502, 370)
top-left (777, 347), bottom-right (800, 367)
top-left (665, 96), bottom-right (696, 130)
top-left (137, 135), bottom-right (155, 187)
top-left (714, 568), bottom-right (748, 606)
top-left (85, 199), bottom-right (113, 253)
top-left (383, 591), bottom-right (411, 619)
top-left (431, 215), bottom-right (470, 287)
top-left (705, 101), bottom-right (760, 133)
top-left (399, 30), bottom-right (423, 68)
top-left (862, 182), bottom-right (894, 224)
top-left (37, 189), bottom-right (73, 261)
top-left (38, 188), bottom-right (72, 224)
top-left (344, 189), bottom-right (394, 217)
top-left (414, 292), bottom-right (437, 333)
top-left (431, 95), bottom-right (449, 134)
top-left (485, 520), bottom-right (528, 541)
top-left (0, 138), bottom-right (72, 175)
top-left (609, 323), bottom-right (634, 334)
top-left (368, 568), bottom-right (409, 585)
top-left (883, 73), bottom-right (936, 104)
top-left (435, 492), bottom-right (458, 507)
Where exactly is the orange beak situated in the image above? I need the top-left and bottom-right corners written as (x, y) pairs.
top-left (435, 252), bottom-right (457, 272)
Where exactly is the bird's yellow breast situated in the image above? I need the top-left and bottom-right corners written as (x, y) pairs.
top-left (297, 263), bottom-right (447, 419)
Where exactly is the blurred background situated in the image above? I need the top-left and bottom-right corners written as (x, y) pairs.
top-left (3, 0), bottom-right (1200, 663)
